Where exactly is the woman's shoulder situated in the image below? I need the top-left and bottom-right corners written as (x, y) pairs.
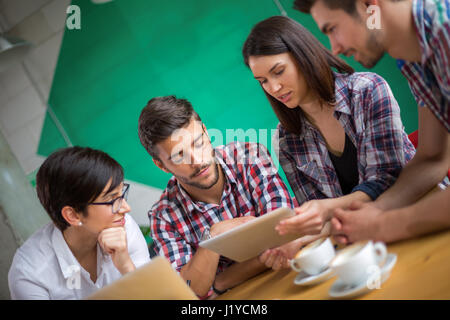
top-left (276, 122), bottom-right (285, 134)
top-left (16, 223), bottom-right (55, 256)
top-left (337, 71), bottom-right (388, 92)
top-left (276, 119), bottom-right (309, 145)
top-left (335, 72), bottom-right (395, 114)
top-left (9, 223), bottom-right (57, 277)
top-left (276, 122), bottom-right (296, 139)
top-left (275, 123), bottom-right (292, 146)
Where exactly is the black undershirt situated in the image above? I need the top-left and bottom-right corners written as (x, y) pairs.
top-left (328, 134), bottom-right (359, 195)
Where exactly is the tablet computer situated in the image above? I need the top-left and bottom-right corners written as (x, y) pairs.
top-left (87, 256), bottom-right (198, 300)
top-left (199, 207), bottom-right (299, 262)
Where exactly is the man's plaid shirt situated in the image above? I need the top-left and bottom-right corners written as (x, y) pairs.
top-left (397, 0), bottom-right (450, 132)
top-left (149, 142), bottom-right (294, 274)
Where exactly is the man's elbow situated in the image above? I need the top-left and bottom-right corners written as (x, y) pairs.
top-left (414, 145), bottom-right (449, 176)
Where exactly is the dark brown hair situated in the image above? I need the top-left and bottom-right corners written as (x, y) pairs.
top-left (242, 15), bottom-right (353, 134)
top-left (293, 0), bottom-right (359, 15)
top-left (138, 95), bottom-right (201, 160)
top-left (36, 147), bottom-right (124, 231)
top-left (294, 0), bottom-right (405, 16)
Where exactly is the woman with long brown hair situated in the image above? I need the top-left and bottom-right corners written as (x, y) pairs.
top-left (242, 16), bottom-right (415, 243)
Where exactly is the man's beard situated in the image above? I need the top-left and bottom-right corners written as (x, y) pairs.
top-left (177, 162), bottom-right (220, 190)
top-left (359, 31), bottom-right (385, 69)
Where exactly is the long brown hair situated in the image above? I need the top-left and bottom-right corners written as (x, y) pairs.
top-left (242, 16), bottom-right (353, 134)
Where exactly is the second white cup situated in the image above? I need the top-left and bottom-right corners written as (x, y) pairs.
top-left (330, 240), bottom-right (387, 287)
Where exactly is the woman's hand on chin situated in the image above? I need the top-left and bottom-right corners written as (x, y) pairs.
top-left (98, 227), bottom-right (135, 274)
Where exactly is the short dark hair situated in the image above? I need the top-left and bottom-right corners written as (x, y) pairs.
top-left (293, 0), bottom-right (359, 15)
top-left (138, 95), bottom-right (201, 160)
top-left (242, 16), bottom-right (353, 135)
top-left (36, 146), bottom-right (124, 231)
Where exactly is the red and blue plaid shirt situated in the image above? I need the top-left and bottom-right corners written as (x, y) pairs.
top-left (149, 142), bottom-right (293, 274)
top-left (397, 0), bottom-right (450, 132)
top-left (276, 72), bottom-right (416, 205)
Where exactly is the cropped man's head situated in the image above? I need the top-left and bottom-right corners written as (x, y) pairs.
top-left (294, 0), bottom-right (360, 16)
top-left (138, 95), bottom-right (219, 190)
top-left (293, 0), bottom-right (391, 68)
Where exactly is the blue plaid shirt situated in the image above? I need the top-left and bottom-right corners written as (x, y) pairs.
top-left (276, 72), bottom-right (416, 205)
top-left (397, 0), bottom-right (450, 132)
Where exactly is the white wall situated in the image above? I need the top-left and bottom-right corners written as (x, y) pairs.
top-left (0, 0), bottom-right (163, 230)
top-left (0, 207), bottom-right (18, 300)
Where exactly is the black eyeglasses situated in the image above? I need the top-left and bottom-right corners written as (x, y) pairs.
top-left (88, 183), bottom-right (130, 214)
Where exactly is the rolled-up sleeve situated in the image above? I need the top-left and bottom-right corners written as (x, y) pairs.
top-left (355, 74), bottom-right (416, 200)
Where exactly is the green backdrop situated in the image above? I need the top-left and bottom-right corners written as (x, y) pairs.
top-left (38, 0), bottom-right (418, 191)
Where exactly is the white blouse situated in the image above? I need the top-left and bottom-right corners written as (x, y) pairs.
top-left (8, 214), bottom-right (150, 299)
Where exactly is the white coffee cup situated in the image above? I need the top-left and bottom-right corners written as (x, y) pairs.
top-left (330, 240), bottom-right (387, 287)
top-left (290, 237), bottom-right (336, 275)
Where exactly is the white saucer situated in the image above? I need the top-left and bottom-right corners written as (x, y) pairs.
top-left (294, 267), bottom-right (335, 286)
top-left (329, 253), bottom-right (397, 299)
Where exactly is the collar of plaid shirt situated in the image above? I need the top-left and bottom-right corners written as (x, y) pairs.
top-left (294, 73), bottom-right (355, 144)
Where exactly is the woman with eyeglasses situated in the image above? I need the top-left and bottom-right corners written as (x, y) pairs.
top-left (242, 16), bottom-right (415, 242)
top-left (8, 147), bottom-right (150, 299)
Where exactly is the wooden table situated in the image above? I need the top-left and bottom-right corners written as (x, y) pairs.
top-left (217, 229), bottom-right (450, 300)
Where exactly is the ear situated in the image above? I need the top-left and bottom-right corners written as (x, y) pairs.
top-left (153, 158), bottom-right (170, 174)
top-left (61, 206), bottom-right (82, 227)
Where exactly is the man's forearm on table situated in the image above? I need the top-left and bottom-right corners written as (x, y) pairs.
top-left (375, 154), bottom-right (448, 211)
top-left (213, 256), bottom-right (267, 292)
top-left (379, 187), bottom-right (450, 243)
top-left (328, 191), bottom-right (371, 215)
top-left (180, 248), bottom-right (220, 296)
